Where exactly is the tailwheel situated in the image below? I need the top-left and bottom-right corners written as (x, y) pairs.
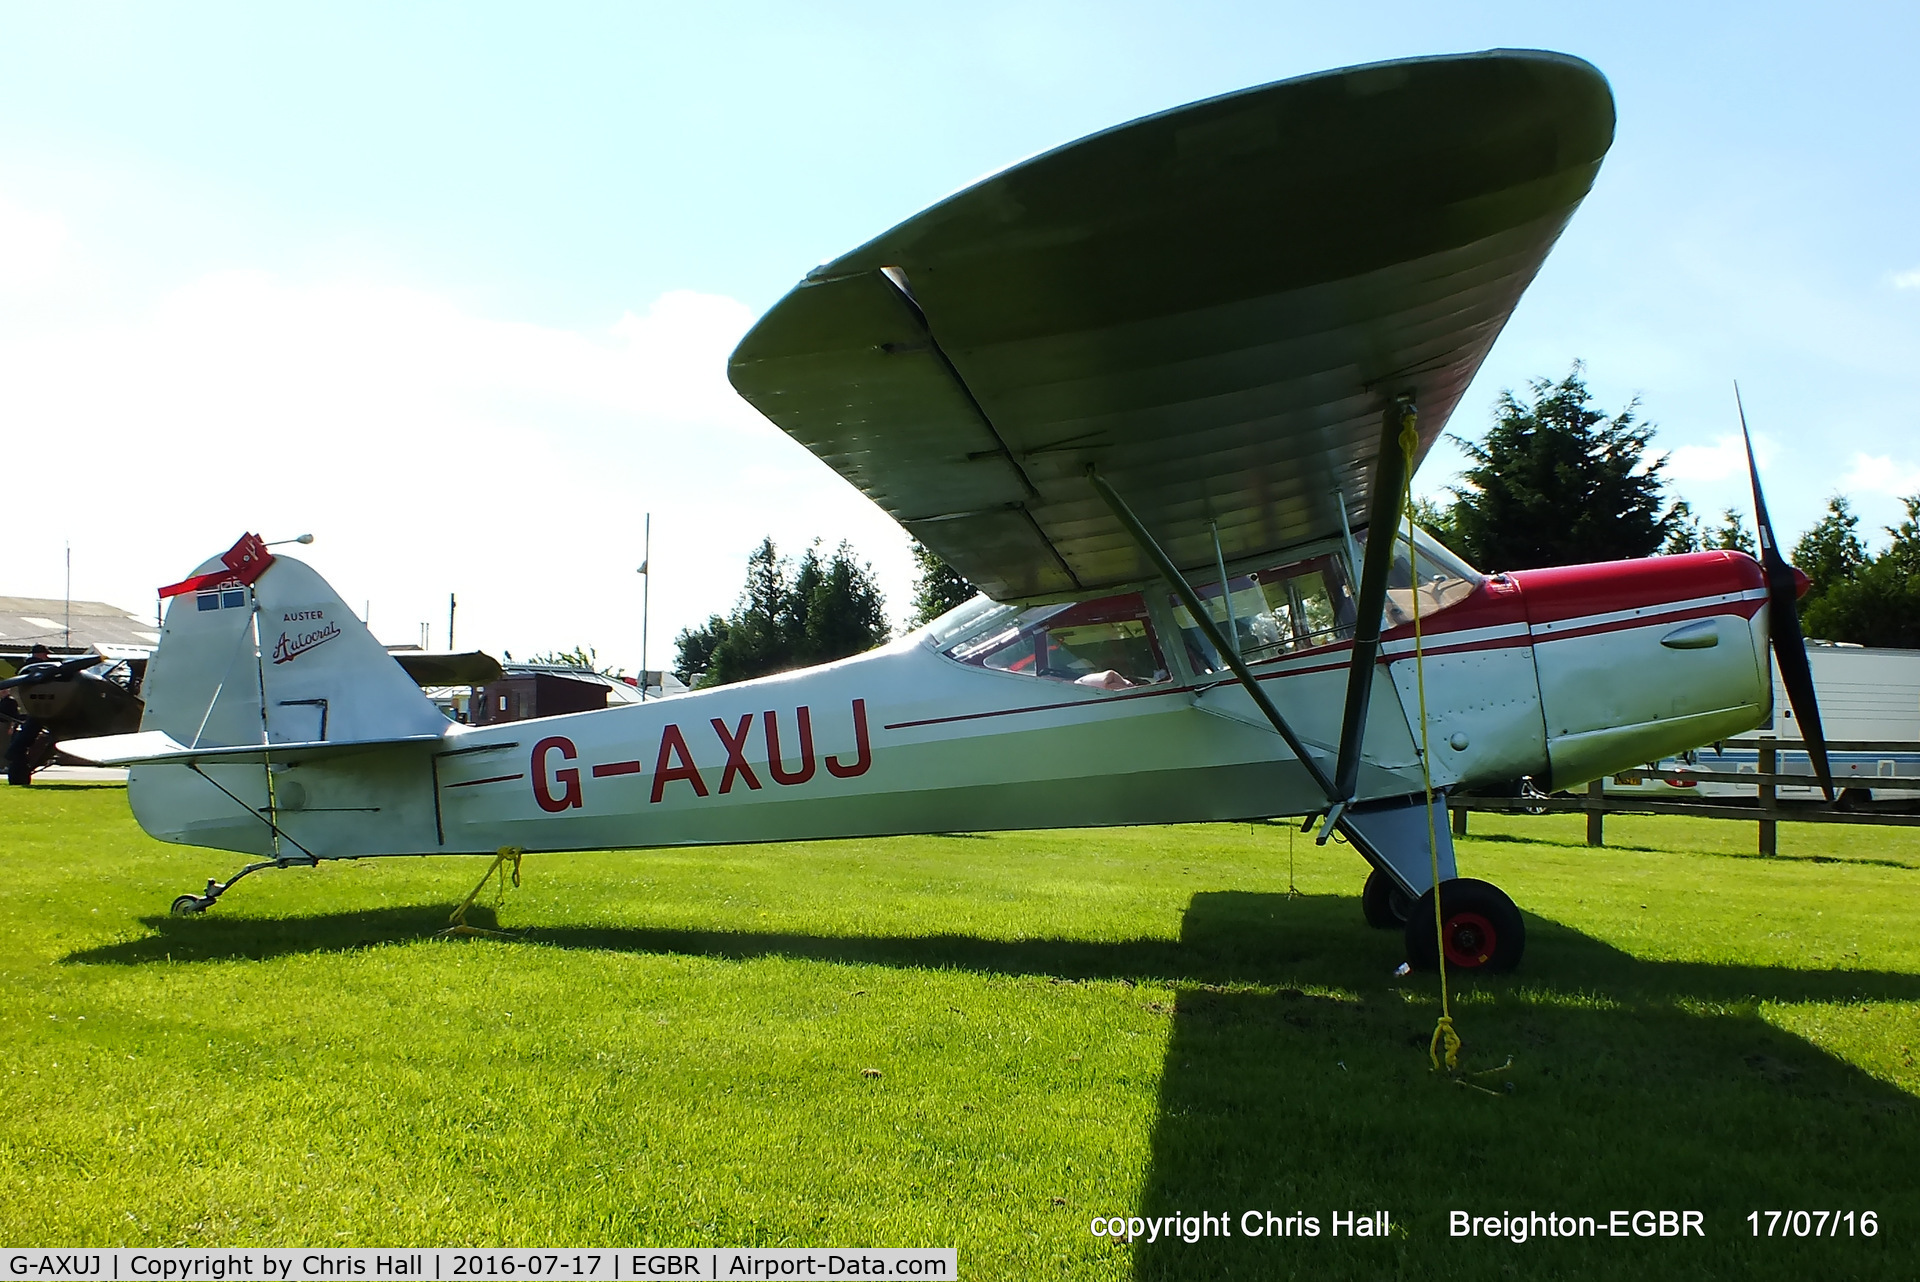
top-left (171, 894), bottom-right (211, 917)
top-left (1404, 878), bottom-right (1525, 973)
top-left (1361, 868), bottom-right (1411, 929)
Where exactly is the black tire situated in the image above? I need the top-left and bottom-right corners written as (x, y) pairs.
top-left (171, 895), bottom-right (207, 917)
top-left (1361, 869), bottom-right (1411, 929)
top-left (1404, 878), bottom-right (1525, 973)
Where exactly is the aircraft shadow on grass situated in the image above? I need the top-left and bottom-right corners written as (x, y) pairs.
top-left (69, 892), bottom-right (1920, 1278)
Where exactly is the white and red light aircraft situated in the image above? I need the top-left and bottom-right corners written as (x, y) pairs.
top-left (67, 50), bottom-right (1831, 973)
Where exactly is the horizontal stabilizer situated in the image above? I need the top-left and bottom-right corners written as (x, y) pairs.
top-left (62, 729), bottom-right (450, 767)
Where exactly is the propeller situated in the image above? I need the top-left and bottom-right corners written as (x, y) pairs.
top-left (1736, 384), bottom-right (1834, 801)
top-left (0, 654), bottom-right (103, 693)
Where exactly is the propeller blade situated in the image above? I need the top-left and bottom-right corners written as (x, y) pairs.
top-left (1736, 385), bottom-right (1833, 801)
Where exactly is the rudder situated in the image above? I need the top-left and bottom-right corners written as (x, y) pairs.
top-left (142, 534), bottom-right (446, 747)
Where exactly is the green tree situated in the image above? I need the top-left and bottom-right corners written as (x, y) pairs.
top-left (1445, 364), bottom-right (1681, 571)
top-left (705, 538), bottom-right (796, 685)
top-left (805, 542), bottom-right (891, 662)
top-left (1802, 496), bottom-right (1920, 647)
top-left (910, 541), bottom-right (977, 626)
top-left (1407, 496), bottom-right (1460, 551)
top-left (1662, 500), bottom-right (1705, 554)
top-left (671, 615), bottom-right (730, 687)
top-left (700, 538), bottom-right (891, 687)
top-left (528, 645), bottom-right (608, 672)
top-left (1709, 508), bottom-right (1755, 556)
top-left (1791, 495), bottom-right (1868, 615)
top-left (1888, 497), bottom-right (1920, 579)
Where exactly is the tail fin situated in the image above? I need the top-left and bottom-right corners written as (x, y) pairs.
top-left (142, 537), bottom-right (447, 749)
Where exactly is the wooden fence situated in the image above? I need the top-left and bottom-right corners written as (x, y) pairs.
top-left (1448, 738), bottom-right (1920, 853)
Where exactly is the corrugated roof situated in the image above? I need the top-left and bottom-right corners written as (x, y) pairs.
top-left (0, 597), bottom-right (159, 650)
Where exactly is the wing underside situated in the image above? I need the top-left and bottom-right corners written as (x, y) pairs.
top-left (728, 50), bottom-right (1615, 600)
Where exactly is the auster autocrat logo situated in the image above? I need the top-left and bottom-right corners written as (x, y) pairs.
top-left (271, 613), bottom-right (342, 665)
top-left (531, 699), bottom-right (872, 813)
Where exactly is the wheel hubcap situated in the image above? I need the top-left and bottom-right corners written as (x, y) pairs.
top-left (1443, 910), bottom-right (1497, 968)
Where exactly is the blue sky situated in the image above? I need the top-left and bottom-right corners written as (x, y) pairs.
top-left (2, 2), bottom-right (1916, 666)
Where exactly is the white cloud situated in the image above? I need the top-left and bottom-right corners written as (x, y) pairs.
top-left (0, 195), bottom-right (70, 291)
top-left (1663, 432), bottom-right (1772, 483)
top-left (1893, 269), bottom-right (1920, 290)
top-left (0, 238), bottom-right (920, 667)
top-left (1839, 452), bottom-right (1920, 498)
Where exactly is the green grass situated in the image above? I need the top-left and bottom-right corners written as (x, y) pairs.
top-left (3, 787), bottom-right (1918, 1279)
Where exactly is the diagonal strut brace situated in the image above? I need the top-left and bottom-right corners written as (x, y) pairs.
top-left (1333, 397), bottom-right (1420, 803)
top-left (1088, 469), bottom-right (1340, 806)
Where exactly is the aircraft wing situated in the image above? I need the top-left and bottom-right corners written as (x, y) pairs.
top-left (728, 50), bottom-right (1614, 600)
top-left (391, 650), bottom-right (505, 687)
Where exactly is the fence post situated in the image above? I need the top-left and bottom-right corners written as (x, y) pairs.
top-left (1758, 740), bottom-right (1777, 856)
top-left (1586, 777), bottom-right (1605, 847)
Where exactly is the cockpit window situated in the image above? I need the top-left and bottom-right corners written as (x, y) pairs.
top-left (1173, 553), bottom-right (1358, 675)
top-left (1361, 527), bottom-right (1481, 626)
top-left (1172, 527), bottom-right (1479, 675)
top-left (943, 592), bottom-right (1170, 689)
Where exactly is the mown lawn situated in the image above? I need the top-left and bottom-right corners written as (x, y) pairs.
top-left (2, 785), bottom-right (1917, 1279)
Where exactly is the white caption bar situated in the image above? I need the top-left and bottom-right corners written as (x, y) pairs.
top-left (1, 1251), bottom-right (957, 1281)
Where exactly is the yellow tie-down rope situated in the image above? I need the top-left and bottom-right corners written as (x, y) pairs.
top-left (440, 846), bottom-right (528, 940)
top-left (1398, 416), bottom-right (1513, 1096)
top-left (1394, 414), bottom-right (1459, 1073)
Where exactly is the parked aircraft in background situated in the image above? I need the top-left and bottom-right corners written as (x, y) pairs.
top-left (65, 50), bottom-right (1831, 974)
top-left (0, 639), bottom-right (496, 785)
top-left (0, 650), bottom-right (146, 783)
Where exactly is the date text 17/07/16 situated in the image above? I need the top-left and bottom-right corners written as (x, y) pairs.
top-left (1749, 1211), bottom-right (1878, 1237)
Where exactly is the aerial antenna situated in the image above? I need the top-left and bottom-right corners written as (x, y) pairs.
top-left (637, 513), bottom-right (652, 700)
top-left (64, 542), bottom-right (71, 650)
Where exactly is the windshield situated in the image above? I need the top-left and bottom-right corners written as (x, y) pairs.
top-left (921, 594), bottom-right (1016, 650)
top-left (1355, 527), bottom-right (1480, 626)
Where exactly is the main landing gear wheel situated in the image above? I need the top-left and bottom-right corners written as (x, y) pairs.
top-left (1361, 869), bottom-right (1412, 929)
top-left (1404, 878), bottom-right (1525, 973)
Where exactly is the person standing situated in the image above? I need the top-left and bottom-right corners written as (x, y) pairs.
top-left (5, 644), bottom-right (54, 785)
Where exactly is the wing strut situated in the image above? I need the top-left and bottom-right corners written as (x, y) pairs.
top-left (1087, 468), bottom-right (1339, 804)
top-left (1332, 399), bottom-right (1420, 804)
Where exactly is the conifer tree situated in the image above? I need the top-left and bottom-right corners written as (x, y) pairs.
top-left (909, 541), bottom-right (977, 626)
top-left (1802, 496), bottom-right (1920, 647)
top-left (1791, 496), bottom-right (1868, 617)
top-left (1445, 365), bottom-right (1681, 570)
top-left (691, 538), bottom-right (891, 687)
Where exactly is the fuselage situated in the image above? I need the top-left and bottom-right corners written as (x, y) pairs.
top-left (124, 543), bottom-right (1775, 861)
